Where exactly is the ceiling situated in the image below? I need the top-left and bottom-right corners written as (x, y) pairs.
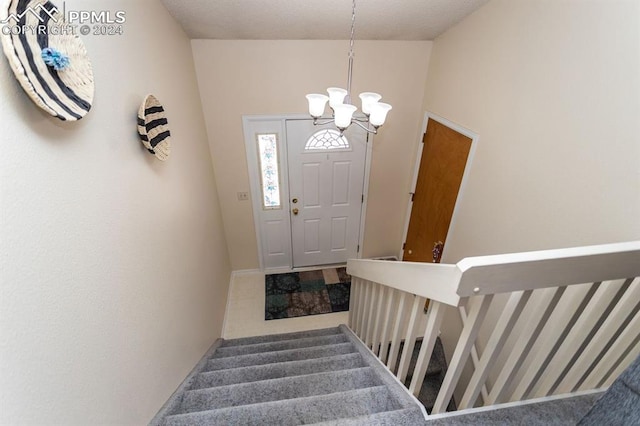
top-left (160, 0), bottom-right (491, 41)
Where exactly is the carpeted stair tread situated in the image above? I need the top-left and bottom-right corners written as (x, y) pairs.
top-left (192, 353), bottom-right (366, 389)
top-left (180, 367), bottom-right (380, 412)
top-left (220, 327), bottom-right (341, 347)
top-left (205, 342), bottom-right (356, 371)
top-left (308, 407), bottom-right (427, 425)
top-left (212, 333), bottom-right (348, 358)
top-left (164, 385), bottom-right (401, 426)
top-left (153, 325), bottom-right (428, 425)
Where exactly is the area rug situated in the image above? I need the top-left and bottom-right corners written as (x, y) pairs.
top-left (265, 267), bottom-right (351, 320)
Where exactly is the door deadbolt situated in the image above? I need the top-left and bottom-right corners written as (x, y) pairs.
top-left (292, 198), bottom-right (298, 204)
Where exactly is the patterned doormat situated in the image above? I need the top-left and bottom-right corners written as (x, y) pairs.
top-left (265, 267), bottom-right (351, 320)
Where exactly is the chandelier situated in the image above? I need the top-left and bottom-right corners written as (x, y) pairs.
top-left (305, 0), bottom-right (392, 134)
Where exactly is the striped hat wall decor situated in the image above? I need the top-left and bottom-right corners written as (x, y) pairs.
top-left (0, 0), bottom-right (94, 121)
top-left (137, 95), bottom-right (171, 161)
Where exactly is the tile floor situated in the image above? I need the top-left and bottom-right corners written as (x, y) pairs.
top-left (223, 269), bottom-right (349, 339)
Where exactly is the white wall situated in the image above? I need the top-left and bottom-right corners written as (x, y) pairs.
top-left (191, 40), bottom-right (432, 270)
top-left (422, 0), bottom-right (640, 402)
top-left (0, 1), bottom-right (231, 424)
top-left (424, 0), bottom-right (640, 263)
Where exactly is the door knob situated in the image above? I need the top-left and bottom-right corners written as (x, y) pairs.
top-left (292, 208), bottom-right (299, 215)
top-left (432, 241), bottom-right (444, 263)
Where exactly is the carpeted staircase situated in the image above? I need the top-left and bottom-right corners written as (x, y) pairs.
top-left (151, 325), bottom-right (427, 425)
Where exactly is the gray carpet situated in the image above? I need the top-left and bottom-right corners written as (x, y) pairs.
top-left (425, 392), bottom-right (601, 425)
top-left (149, 325), bottom-right (610, 425)
top-left (151, 326), bottom-right (427, 425)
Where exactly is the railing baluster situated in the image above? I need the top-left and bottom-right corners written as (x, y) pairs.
top-left (601, 333), bottom-right (640, 388)
top-left (387, 292), bottom-right (408, 371)
top-left (370, 285), bottom-right (386, 355)
top-left (489, 286), bottom-right (566, 405)
top-left (348, 277), bottom-right (361, 331)
top-left (352, 278), bottom-right (363, 337)
top-left (459, 290), bottom-right (532, 409)
top-left (397, 295), bottom-right (426, 383)
top-left (409, 300), bottom-right (447, 395)
top-left (365, 282), bottom-right (379, 348)
top-left (359, 280), bottom-right (372, 342)
top-left (533, 280), bottom-right (626, 397)
top-left (556, 278), bottom-right (640, 393)
top-left (432, 295), bottom-right (494, 414)
top-left (378, 288), bottom-right (396, 363)
top-left (581, 302), bottom-right (640, 389)
top-left (355, 277), bottom-right (365, 334)
top-left (459, 304), bottom-right (489, 404)
top-left (510, 282), bottom-right (600, 401)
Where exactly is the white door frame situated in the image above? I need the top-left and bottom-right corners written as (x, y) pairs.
top-left (399, 112), bottom-right (480, 262)
top-left (243, 114), bottom-right (372, 271)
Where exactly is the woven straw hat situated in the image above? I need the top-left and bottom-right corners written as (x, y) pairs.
top-left (0, 0), bottom-right (94, 121)
top-left (137, 94), bottom-right (171, 161)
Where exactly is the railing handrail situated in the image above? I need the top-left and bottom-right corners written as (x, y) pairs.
top-left (346, 259), bottom-right (462, 306)
top-left (348, 241), bottom-right (640, 303)
top-left (457, 241), bottom-right (640, 297)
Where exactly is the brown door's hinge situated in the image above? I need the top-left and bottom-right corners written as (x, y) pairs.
top-left (410, 192), bottom-right (415, 202)
top-left (402, 243), bottom-right (406, 250)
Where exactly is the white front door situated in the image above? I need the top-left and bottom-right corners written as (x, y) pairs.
top-left (286, 119), bottom-right (367, 267)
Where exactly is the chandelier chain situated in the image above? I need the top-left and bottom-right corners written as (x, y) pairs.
top-left (346, 0), bottom-right (357, 103)
top-left (349, 0), bottom-right (356, 59)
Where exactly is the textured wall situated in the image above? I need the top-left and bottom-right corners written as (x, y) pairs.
top-left (191, 40), bottom-right (432, 270)
top-left (0, 0), bottom-right (231, 423)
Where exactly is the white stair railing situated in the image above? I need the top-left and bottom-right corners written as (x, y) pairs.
top-left (347, 241), bottom-right (640, 415)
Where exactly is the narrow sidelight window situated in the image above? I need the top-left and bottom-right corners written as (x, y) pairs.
top-left (257, 133), bottom-right (281, 209)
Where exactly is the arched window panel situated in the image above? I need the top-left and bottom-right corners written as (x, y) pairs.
top-left (304, 129), bottom-right (350, 151)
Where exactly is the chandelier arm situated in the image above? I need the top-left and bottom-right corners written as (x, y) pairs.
top-left (312, 117), bottom-right (337, 126)
top-left (350, 119), bottom-right (378, 135)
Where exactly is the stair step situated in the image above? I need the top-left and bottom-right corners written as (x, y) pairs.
top-left (205, 342), bottom-right (356, 371)
top-left (308, 407), bottom-right (427, 425)
top-left (220, 327), bottom-right (341, 348)
top-left (181, 367), bottom-right (380, 412)
top-left (192, 353), bottom-right (365, 389)
top-left (165, 385), bottom-right (400, 426)
top-left (212, 333), bottom-right (348, 358)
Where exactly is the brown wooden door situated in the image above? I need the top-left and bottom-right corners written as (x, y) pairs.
top-left (403, 118), bottom-right (472, 263)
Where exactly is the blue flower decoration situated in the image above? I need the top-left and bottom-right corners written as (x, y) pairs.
top-left (41, 47), bottom-right (70, 71)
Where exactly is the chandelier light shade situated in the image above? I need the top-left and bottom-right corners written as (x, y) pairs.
top-left (334, 104), bottom-right (358, 129)
top-left (306, 94), bottom-right (329, 118)
top-left (305, 0), bottom-right (392, 134)
top-left (358, 92), bottom-right (382, 115)
top-left (327, 87), bottom-right (349, 109)
top-left (369, 102), bottom-right (393, 127)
